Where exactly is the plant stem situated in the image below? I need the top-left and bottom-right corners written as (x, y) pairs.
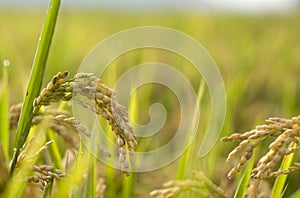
top-left (0, 64), bottom-right (10, 162)
top-left (270, 142), bottom-right (297, 198)
top-left (176, 81), bottom-right (205, 180)
top-left (9, 0), bottom-right (61, 177)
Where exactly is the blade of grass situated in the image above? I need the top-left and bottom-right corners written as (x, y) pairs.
top-left (0, 64), bottom-right (10, 162)
top-left (176, 80), bottom-right (205, 180)
top-left (121, 85), bottom-right (138, 198)
top-left (47, 130), bottom-right (63, 169)
top-left (54, 141), bottom-right (89, 198)
top-left (46, 102), bottom-right (67, 170)
top-left (83, 158), bottom-right (94, 198)
top-left (2, 124), bottom-right (47, 198)
top-left (43, 179), bottom-right (54, 198)
top-left (83, 133), bottom-right (97, 198)
top-left (102, 120), bottom-right (118, 197)
top-left (44, 128), bottom-right (63, 197)
top-left (122, 174), bottom-right (135, 198)
top-left (289, 188), bottom-right (300, 198)
top-left (9, 0), bottom-right (61, 177)
top-left (270, 142), bottom-right (297, 198)
top-left (234, 155), bottom-right (255, 198)
top-left (176, 147), bottom-right (191, 180)
top-left (71, 186), bottom-right (81, 198)
top-left (92, 156), bottom-right (97, 198)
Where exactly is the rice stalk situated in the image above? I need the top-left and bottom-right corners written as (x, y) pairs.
top-left (3, 122), bottom-right (49, 197)
top-left (82, 140), bottom-right (97, 197)
top-left (9, 71), bottom-right (137, 176)
top-left (9, 0), bottom-right (61, 177)
top-left (150, 171), bottom-right (227, 198)
top-left (0, 63), bottom-right (10, 162)
top-left (176, 80), bottom-right (205, 180)
top-left (0, 143), bottom-right (8, 193)
top-left (46, 130), bottom-right (63, 169)
top-left (26, 164), bottom-right (65, 191)
top-left (222, 115), bottom-right (300, 197)
top-left (270, 142), bottom-right (297, 198)
top-left (289, 187), bottom-right (300, 198)
top-left (52, 141), bottom-right (88, 198)
top-left (233, 155), bottom-right (255, 198)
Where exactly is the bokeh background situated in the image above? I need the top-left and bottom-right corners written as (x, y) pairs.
top-left (1, 0), bottom-right (300, 197)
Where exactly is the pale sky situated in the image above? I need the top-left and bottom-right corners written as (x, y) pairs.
top-left (200, 0), bottom-right (299, 13)
top-left (1, 0), bottom-right (299, 14)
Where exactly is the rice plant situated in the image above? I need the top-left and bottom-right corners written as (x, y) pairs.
top-left (1, 0), bottom-right (136, 197)
top-left (1, 0), bottom-right (300, 197)
top-left (222, 116), bottom-right (300, 198)
top-left (150, 115), bottom-right (300, 198)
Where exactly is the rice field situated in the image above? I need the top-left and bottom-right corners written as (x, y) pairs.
top-left (0, 3), bottom-right (300, 197)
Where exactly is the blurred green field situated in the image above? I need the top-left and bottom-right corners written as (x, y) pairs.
top-left (1, 9), bottom-right (300, 197)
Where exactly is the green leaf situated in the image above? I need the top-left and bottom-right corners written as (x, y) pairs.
top-left (2, 124), bottom-right (47, 198)
top-left (43, 179), bottom-right (54, 198)
top-left (176, 81), bottom-right (205, 180)
top-left (0, 65), bottom-right (9, 162)
top-left (270, 142), bottom-right (297, 198)
top-left (47, 130), bottom-right (63, 169)
top-left (289, 188), bottom-right (300, 198)
top-left (234, 156), bottom-right (255, 198)
top-left (9, 0), bottom-right (61, 177)
top-left (54, 141), bottom-right (88, 198)
top-left (83, 142), bottom-right (97, 198)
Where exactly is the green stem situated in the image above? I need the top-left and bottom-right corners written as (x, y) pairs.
top-left (0, 65), bottom-right (9, 162)
top-left (270, 142), bottom-right (297, 198)
top-left (176, 81), bottom-right (205, 180)
top-left (47, 130), bottom-right (63, 170)
top-left (43, 179), bottom-right (54, 198)
top-left (9, 0), bottom-right (61, 177)
top-left (234, 155), bottom-right (256, 198)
